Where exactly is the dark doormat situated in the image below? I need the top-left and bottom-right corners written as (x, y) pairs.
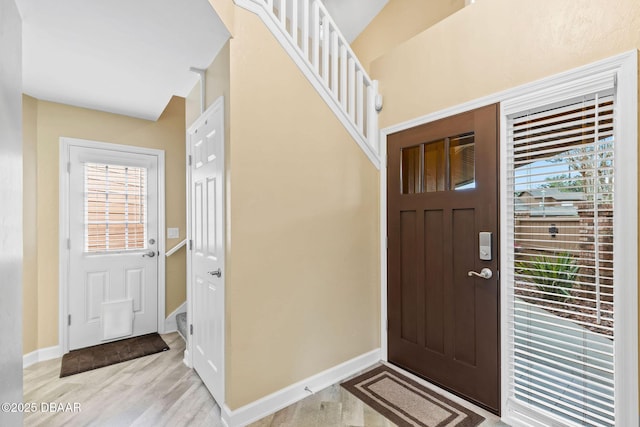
top-left (60, 333), bottom-right (169, 378)
top-left (341, 365), bottom-right (485, 427)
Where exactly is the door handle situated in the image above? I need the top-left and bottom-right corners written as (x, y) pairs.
top-left (142, 251), bottom-right (156, 258)
top-left (468, 268), bottom-right (492, 279)
top-left (208, 268), bottom-right (222, 278)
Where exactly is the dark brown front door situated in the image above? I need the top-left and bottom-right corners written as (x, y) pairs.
top-left (387, 104), bottom-right (500, 414)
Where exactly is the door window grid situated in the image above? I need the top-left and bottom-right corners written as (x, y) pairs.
top-left (400, 132), bottom-right (475, 194)
top-left (84, 163), bottom-right (147, 252)
top-left (506, 91), bottom-right (615, 426)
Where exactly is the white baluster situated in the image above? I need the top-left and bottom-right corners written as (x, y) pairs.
top-left (322, 16), bottom-right (330, 85)
top-left (312, 1), bottom-right (320, 73)
top-left (291, 0), bottom-right (298, 50)
top-left (267, 0), bottom-right (273, 12)
top-left (367, 81), bottom-right (379, 151)
top-left (340, 45), bottom-right (347, 109)
top-left (331, 31), bottom-right (338, 96)
top-left (302, 0), bottom-right (309, 60)
top-left (348, 57), bottom-right (355, 121)
top-left (356, 70), bottom-right (364, 133)
top-left (279, 0), bottom-right (286, 26)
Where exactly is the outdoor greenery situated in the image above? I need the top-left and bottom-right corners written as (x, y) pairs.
top-left (542, 140), bottom-right (614, 199)
top-left (515, 252), bottom-right (580, 302)
top-left (542, 173), bottom-right (586, 192)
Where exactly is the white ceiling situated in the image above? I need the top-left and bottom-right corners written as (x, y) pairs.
top-left (323, 0), bottom-right (388, 43)
top-left (17, 0), bottom-right (230, 120)
top-left (16, 0), bottom-right (385, 121)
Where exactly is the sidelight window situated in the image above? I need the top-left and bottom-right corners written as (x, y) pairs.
top-left (505, 85), bottom-right (618, 426)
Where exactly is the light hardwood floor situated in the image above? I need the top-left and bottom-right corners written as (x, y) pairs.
top-left (248, 368), bottom-right (507, 427)
top-left (24, 333), bottom-right (222, 427)
top-left (24, 333), bottom-right (506, 427)
top-left (247, 383), bottom-right (396, 427)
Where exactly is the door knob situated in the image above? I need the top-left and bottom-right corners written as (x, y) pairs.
top-left (142, 251), bottom-right (156, 258)
top-left (468, 268), bottom-right (492, 279)
top-left (208, 268), bottom-right (222, 278)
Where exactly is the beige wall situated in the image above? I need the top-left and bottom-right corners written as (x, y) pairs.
top-left (186, 41), bottom-right (231, 127)
top-left (22, 94), bottom-right (38, 355)
top-left (370, 0), bottom-right (640, 128)
top-left (367, 0), bottom-right (640, 400)
top-left (186, 8), bottom-right (380, 409)
top-left (222, 7), bottom-right (380, 409)
top-left (351, 0), bottom-right (465, 72)
top-left (31, 96), bottom-right (186, 350)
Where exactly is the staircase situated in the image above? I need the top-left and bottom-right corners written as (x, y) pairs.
top-left (176, 312), bottom-right (187, 341)
top-left (235, 0), bottom-right (382, 168)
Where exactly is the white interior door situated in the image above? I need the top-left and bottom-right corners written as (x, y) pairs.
top-left (68, 145), bottom-right (159, 350)
top-left (190, 97), bottom-right (225, 404)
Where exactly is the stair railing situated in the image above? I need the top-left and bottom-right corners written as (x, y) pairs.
top-left (235, 0), bottom-right (382, 168)
top-left (166, 239), bottom-right (186, 257)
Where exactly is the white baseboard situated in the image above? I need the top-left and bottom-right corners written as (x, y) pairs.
top-left (163, 301), bottom-right (186, 333)
top-left (183, 349), bottom-right (192, 368)
top-left (221, 348), bottom-right (380, 427)
top-left (23, 345), bottom-right (63, 369)
top-left (23, 350), bottom-right (39, 368)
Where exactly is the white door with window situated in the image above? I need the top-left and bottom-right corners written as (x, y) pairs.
top-left (189, 96), bottom-right (225, 405)
top-left (67, 144), bottom-right (159, 350)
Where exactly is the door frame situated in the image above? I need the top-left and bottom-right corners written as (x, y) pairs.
top-left (184, 95), bottom-right (226, 395)
top-left (59, 137), bottom-right (166, 354)
top-left (379, 50), bottom-right (637, 423)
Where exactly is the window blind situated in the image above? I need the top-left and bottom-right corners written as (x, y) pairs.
top-left (84, 163), bottom-right (147, 252)
top-left (505, 90), bottom-right (615, 426)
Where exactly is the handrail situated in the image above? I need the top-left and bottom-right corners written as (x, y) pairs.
top-left (166, 239), bottom-right (187, 257)
top-left (235, 0), bottom-right (382, 168)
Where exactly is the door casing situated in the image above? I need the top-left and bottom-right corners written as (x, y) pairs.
top-left (59, 137), bottom-right (167, 354)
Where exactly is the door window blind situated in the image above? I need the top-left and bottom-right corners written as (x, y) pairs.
top-left (505, 90), bottom-right (616, 426)
top-left (84, 163), bottom-right (147, 252)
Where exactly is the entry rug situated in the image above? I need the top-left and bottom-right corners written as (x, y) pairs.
top-left (341, 365), bottom-right (485, 427)
top-left (60, 333), bottom-right (169, 378)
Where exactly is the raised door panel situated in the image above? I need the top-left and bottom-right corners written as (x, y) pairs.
top-left (424, 209), bottom-right (445, 355)
top-left (400, 210), bottom-right (418, 345)
top-left (452, 208), bottom-right (477, 367)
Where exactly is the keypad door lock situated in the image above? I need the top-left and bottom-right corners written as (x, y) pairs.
top-left (479, 232), bottom-right (492, 261)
